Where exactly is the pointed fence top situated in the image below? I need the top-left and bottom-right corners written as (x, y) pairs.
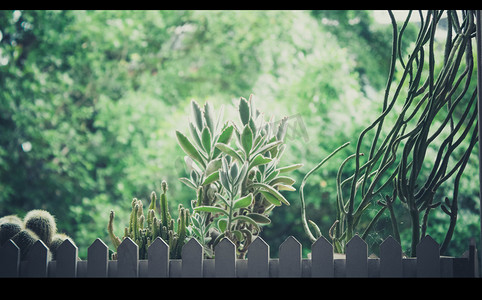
top-left (280, 235), bottom-right (301, 249)
top-left (149, 236), bottom-right (169, 252)
top-left (346, 234), bottom-right (367, 248)
top-left (183, 237), bottom-right (202, 252)
top-left (249, 236), bottom-right (269, 252)
top-left (380, 235), bottom-right (401, 250)
top-left (215, 237), bottom-right (236, 252)
top-left (88, 238), bottom-right (108, 252)
top-left (118, 237), bottom-right (138, 252)
top-left (58, 238), bottom-right (77, 252)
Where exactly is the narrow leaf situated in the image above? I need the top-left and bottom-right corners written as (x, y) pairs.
top-left (193, 206), bottom-right (228, 215)
top-left (247, 213), bottom-right (271, 224)
top-left (232, 215), bottom-right (260, 231)
top-left (276, 163), bottom-right (304, 173)
top-left (179, 177), bottom-right (197, 190)
top-left (215, 143), bottom-right (243, 162)
top-left (201, 126), bottom-right (212, 156)
top-left (192, 100), bottom-right (203, 130)
top-left (276, 184), bottom-right (296, 191)
top-left (252, 140), bottom-right (282, 158)
top-left (239, 97), bottom-right (250, 126)
top-left (251, 182), bottom-right (290, 206)
top-left (176, 130), bottom-right (205, 168)
top-left (213, 124), bottom-right (234, 158)
top-left (268, 176), bottom-right (295, 186)
top-left (249, 154), bottom-right (272, 170)
top-left (203, 102), bottom-right (215, 134)
top-left (241, 124), bottom-right (253, 157)
top-left (260, 190), bottom-right (281, 206)
top-left (233, 193), bottom-right (253, 209)
top-left (202, 171), bottom-right (219, 185)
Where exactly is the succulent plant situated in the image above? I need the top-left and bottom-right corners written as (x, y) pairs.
top-left (49, 233), bottom-right (76, 260)
top-left (0, 210), bottom-right (74, 260)
top-left (0, 215), bottom-right (23, 246)
top-left (10, 228), bottom-right (48, 260)
top-left (176, 95), bottom-right (302, 258)
top-left (23, 209), bottom-right (57, 247)
top-left (108, 180), bottom-right (189, 259)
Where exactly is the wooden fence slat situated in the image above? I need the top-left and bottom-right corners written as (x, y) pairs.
top-left (148, 237), bottom-right (169, 277)
top-left (87, 238), bottom-right (108, 277)
top-left (346, 234), bottom-right (367, 277)
top-left (117, 237), bottom-right (138, 277)
top-left (0, 232), bottom-right (476, 277)
top-left (182, 238), bottom-right (203, 277)
top-left (26, 240), bottom-right (49, 277)
top-left (379, 236), bottom-right (403, 277)
top-left (0, 240), bottom-right (20, 277)
top-left (215, 238), bottom-right (236, 277)
top-left (416, 235), bottom-right (440, 277)
top-left (247, 237), bottom-right (269, 277)
top-left (279, 236), bottom-right (301, 277)
top-left (56, 239), bottom-right (78, 277)
top-left (311, 236), bottom-right (334, 277)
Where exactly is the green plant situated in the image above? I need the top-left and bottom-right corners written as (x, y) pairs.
top-left (176, 96), bottom-right (301, 258)
top-left (0, 215), bottom-right (23, 245)
top-left (50, 233), bottom-right (76, 260)
top-left (108, 180), bottom-right (189, 259)
top-left (10, 229), bottom-right (44, 259)
top-left (0, 210), bottom-right (74, 260)
top-left (300, 10), bottom-right (478, 257)
top-left (23, 209), bottom-right (57, 247)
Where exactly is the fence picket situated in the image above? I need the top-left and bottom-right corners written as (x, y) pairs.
top-left (182, 238), bottom-right (203, 277)
top-left (215, 238), bottom-right (236, 277)
top-left (279, 236), bottom-right (301, 277)
top-left (26, 240), bottom-right (49, 277)
top-left (0, 233), bottom-right (477, 277)
top-left (117, 237), bottom-right (138, 277)
top-left (87, 238), bottom-right (108, 277)
top-left (0, 240), bottom-right (20, 277)
top-left (379, 236), bottom-right (403, 277)
top-left (56, 239), bottom-right (78, 277)
top-left (346, 234), bottom-right (367, 277)
top-left (247, 237), bottom-right (269, 277)
top-left (148, 237), bottom-right (169, 277)
top-left (311, 236), bottom-right (334, 277)
top-left (416, 235), bottom-right (440, 277)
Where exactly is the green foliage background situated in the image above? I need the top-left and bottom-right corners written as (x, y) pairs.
top-left (0, 10), bottom-right (479, 258)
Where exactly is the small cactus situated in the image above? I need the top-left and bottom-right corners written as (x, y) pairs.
top-left (10, 229), bottom-right (42, 260)
top-left (0, 215), bottom-right (23, 246)
top-left (49, 233), bottom-right (76, 260)
top-left (108, 180), bottom-right (190, 259)
top-left (1, 210), bottom-right (73, 260)
top-left (23, 209), bottom-right (57, 247)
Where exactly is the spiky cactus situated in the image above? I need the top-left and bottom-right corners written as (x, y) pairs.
top-left (10, 229), bottom-right (48, 260)
top-left (108, 180), bottom-right (190, 259)
top-left (0, 215), bottom-right (23, 246)
top-left (23, 209), bottom-right (57, 247)
top-left (0, 210), bottom-right (73, 261)
top-left (49, 233), bottom-right (76, 260)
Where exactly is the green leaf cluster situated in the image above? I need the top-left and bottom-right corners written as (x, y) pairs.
top-left (177, 96), bottom-right (302, 258)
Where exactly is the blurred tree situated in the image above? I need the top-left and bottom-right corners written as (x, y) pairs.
top-left (0, 10), bottom-right (478, 258)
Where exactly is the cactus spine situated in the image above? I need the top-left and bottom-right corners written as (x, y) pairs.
top-left (108, 180), bottom-right (190, 259)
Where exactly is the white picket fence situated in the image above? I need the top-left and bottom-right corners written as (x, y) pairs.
top-left (0, 234), bottom-right (478, 278)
